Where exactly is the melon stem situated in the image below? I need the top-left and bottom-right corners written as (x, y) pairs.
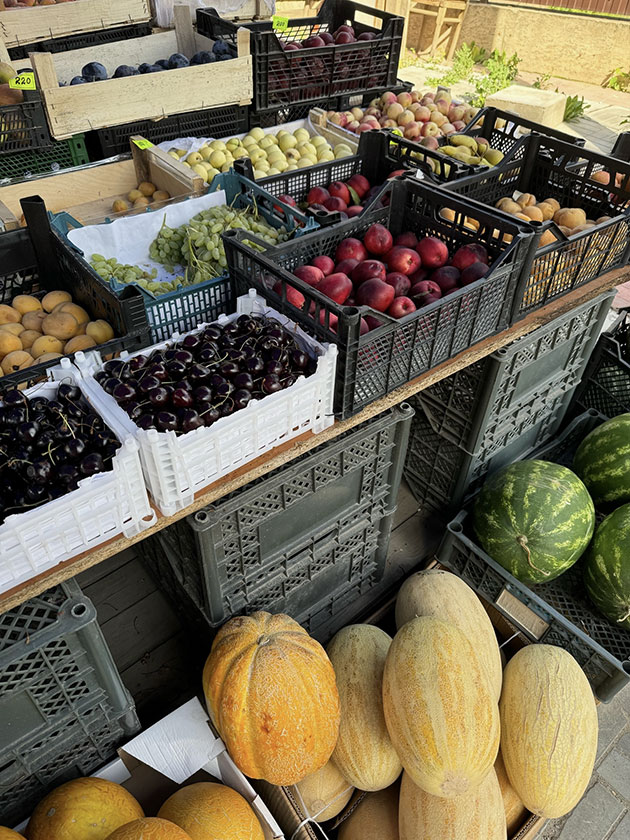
top-left (516, 535), bottom-right (550, 577)
top-left (617, 607), bottom-right (630, 623)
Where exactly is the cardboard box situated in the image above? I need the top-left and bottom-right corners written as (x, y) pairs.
top-left (15, 698), bottom-right (285, 839)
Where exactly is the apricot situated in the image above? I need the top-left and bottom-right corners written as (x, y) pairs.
top-left (554, 208), bottom-right (587, 229)
top-left (0, 305), bottom-right (21, 325)
top-left (12, 294), bottom-right (42, 315)
top-left (536, 202), bottom-right (555, 221)
top-left (20, 329), bottom-right (42, 350)
top-left (42, 290), bottom-right (72, 312)
top-left (516, 193), bottom-right (536, 208)
top-left (64, 335), bottom-right (97, 354)
top-left (112, 199), bottom-right (130, 213)
top-left (0, 332), bottom-right (22, 359)
top-left (596, 216), bottom-right (612, 224)
top-left (22, 310), bottom-right (47, 332)
top-left (41, 312), bottom-right (79, 341)
top-left (496, 198), bottom-right (522, 215)
top-left (138, 181), bottom-right (156, 197)
top-left (152, 190), bottom-right (170, 203)
top-left (520, 206), bottom-right (544, 222)
top-left (86, 320), bottom-right (115, 343)
top-left (127, 189), bottom-right (143, 202)
top-left (543, 198), bottom-right (561, 212)
top-left (0, 323), bottom-right (25, 336)
top-left (56, 302), bottom-right (90, 325)
top-left (31, 335), bottom-right (64, 358)
top-left (2, 350), bottom-right (33, 374)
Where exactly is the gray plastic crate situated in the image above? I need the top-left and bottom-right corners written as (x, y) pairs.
top-left (572, 310), bottom-right (630, 419)
top-left (139, 404), bottom-right (413, 631)
top-left (403, 291), bottom-right (613, 514)
top-left (418, 290), bottom-right (614, 455)
top-left (437, 410), bottom-right (630, 702)
top-left (0, 580), bottom-right (139, 826)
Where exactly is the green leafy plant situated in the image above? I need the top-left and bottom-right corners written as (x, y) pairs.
top-left (426, 43), bottom-right (475, 87)
top-left (533, 72), bottom-right (551, 90)
top-left (470, 50), bottom-right (521, 107)
top-left (468, 41), bottom-right (489, 65)
top-left (563, 94), bottom-right (589, 122)
top-left (605, 68), bottom-right (630, 92)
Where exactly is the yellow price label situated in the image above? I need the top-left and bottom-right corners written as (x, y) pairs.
top-left (9, 72), bottom-right (36, 91)
top-left (132, 138), bottom-right (154, 150)
top-left (272, 15), bottom-right (289, 30)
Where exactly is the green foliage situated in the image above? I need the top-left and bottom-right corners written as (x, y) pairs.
top-left (532, 72), bottom-right (551, 90)
top-left (470, 50), bottom-right (521, 108)
top-left (563, 94), bottom-right (589, 122)
top-left (605, 67), bottom-right (630, 92)
top-left (467, 41), bottom-right (489, 65)
top-left (426, 43), bottom-right (475, 87)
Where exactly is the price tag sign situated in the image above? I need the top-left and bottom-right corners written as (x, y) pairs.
top-left (272, 15), bottom-right (289, 30)
top-left (9, 72), bottom-right (36, 91)
top-left (132, 138), bottom-right (154, 150)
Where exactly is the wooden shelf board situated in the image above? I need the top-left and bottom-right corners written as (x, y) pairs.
top-left (1, 266), bottom-right (627, 614)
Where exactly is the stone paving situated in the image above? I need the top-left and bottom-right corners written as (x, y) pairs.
top-left (541, 686), bottom-right (630, 839)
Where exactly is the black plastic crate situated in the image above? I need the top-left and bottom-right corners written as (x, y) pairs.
top-left (197, 0), bottom-right (404, 112)
top-left (0, 579), bottom-right (139, 825)
top-left (446, 133), bottom-right (630, 321)
top-left (8, 22), bottom-right (153, 60)
top-left (224, 175), bottom-right (534, 418)
top-left (0, 91), bottom-right (50, 158)
top-left (437, 410), bottom-right (630, 703)
top-left (0, 134), bottom-right (89, 182)
top-left (0, 199), bottom-right (150, 391)
top-left (138, 404), bottom-right (412, 633)
top-left (86, 104), bottom-right (250, 161)
top-left (463, 105), bottom-right (586, 159)
top-left (572, 310), bottom-right (630, 418)
top-left (248, 79), bottom-right (412, 128)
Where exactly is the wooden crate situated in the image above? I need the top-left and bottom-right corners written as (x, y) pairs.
top-left (27, 5), bottom-right (253, 140)
top-left (0, 137), bottom-right (204, 225)
top-left (0, 0), bottom-right (151, 50)
top-left (309, 107), bottom-right (359, 153)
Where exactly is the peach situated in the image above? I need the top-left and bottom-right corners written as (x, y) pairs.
top-left (429, 112), bottom-right (447, 127)
top-left (397, 92), bottom-right (413, 108)
top-left (414, 105), bottom-right (431, 122)
top-left (403, 122), bottom-right (421, 140)
top-left (397, 110), bottom-right (415, 126)
top-left (421, 122), bottom-right (440, 137)
top-left (387, 103), bottom-right (404, 120)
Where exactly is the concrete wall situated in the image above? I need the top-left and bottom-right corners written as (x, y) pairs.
top-left (457, 3), bottom-right (630, 85)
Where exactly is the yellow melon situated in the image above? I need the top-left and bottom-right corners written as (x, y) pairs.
top-left (0, 830), bottom-right (23, 839)
top-left (157, 782), bottom-right (264, 840)
top-left (104, 818), bottom-right (191, 840)
top-left (500, 644), bottom-right (597, 818)
top-left (495, 751), bottom-right (528, 835)
top-left (382, 617), bottom-right (499, 798)
top-left (399, 768), bottom-right (506, 839)
top-left (293, 760), bottom-right (354, 822)
top-left (26, 777), bottom-right (144, 840)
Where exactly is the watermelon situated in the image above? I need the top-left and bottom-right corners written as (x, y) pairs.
top-left (584, 503), bottom-right (630, 630)
top-left (573, 414), bottom-right (630, 509)
top-left (473, 460), bottom-right (595, 585)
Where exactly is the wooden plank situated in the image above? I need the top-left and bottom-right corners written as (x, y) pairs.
top-left (98, 588), bottom-right (181, 671)
top-left (0, 0), bottom-right (151, 49)
top-left (174, 2), bottom-right (196, 59)
top-left (0, 199), bottom-right (19, 231)
top-left (82, 555), bottom-right (157, 623)
top-left (0, 266), bottom-right (627, 614)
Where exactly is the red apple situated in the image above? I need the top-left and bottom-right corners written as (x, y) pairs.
top-left (416, 236), bottom-right (449, 269)
top-left (324, 196), bottom-right (348, 212)
top-left (352, 259), bottom-right (387, 285)
top-left (356, 278), bottom-right (395, 312)
top-left (358, 32), bottom-right (375, 41)
top-left (360, 317), bottom-right (370, 335)
top-left (317, 310), bottom-right (339, 333)
top-left (346, 205), bottom-right (364, 217)
top-left (329, 182), bottom-right (351, 204)
top-left (307, 186), bottom-right (330, 206)
top-left (294, 265), bottom-right (323, 287)
top-left (335, 24), bottom-right (355, 35)
top-left (410, 279), bottom-right (442, 306)
top-left (318, 272), bottom-right (353, 304)
top-left (387, 296), bottom-right (416, 318)
top-left (450, 243), bottom-right (488, 270)
top-left (311, 255), bottom-right (335, 276)
top-left (364, 314), bottom-right (382, 330)
top-left (461, 261), bottom-right (490, 286)
top-left (385, 272), bottom-right (411, 297)
top-left (409, 266), bottom-right (428, 286)
top-left (335, 258), bottom-right (360, 275)
top-left (431, 266), bottom-right (460, 293)
top-left (335, 31), bottom-right (355, 43)
top-left (364, 223), bottom-right (393, 256)
top-left (273, 280), bottom-right (305, 308)
top-left (277, 194), bottom-right (297, 208)
top-left (335, 237), bottom-right (367, 263)
top-left (394, 231), bottom-right (418, 248)
top-left (385, 246), bottom-right (422, 276)
top-left (320, 31), bottom-right (334, 44)
top-left (388, 169), bottom-right (407, 179)
top-left (303, 35), bottom-right (326, 48)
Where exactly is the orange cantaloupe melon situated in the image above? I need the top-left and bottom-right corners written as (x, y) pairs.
top-left (158, 782), bottom-right (263, 840)
top-left (104, 818), bottom-right (192, 840)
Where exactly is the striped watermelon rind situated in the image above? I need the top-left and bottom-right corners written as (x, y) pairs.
top-left (584, 503), bottom-right (630, 630)
top-left (473, 460), bottom-right (595, 585)
top-left (573, 414), bottom-right (630, 509)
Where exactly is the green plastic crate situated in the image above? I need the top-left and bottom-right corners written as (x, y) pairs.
top-left (0, 134), bottom-right (89, 182)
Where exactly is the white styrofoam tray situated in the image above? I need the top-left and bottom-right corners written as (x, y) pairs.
top-left (0, 370), bottom-right (155, 595)
top-left (74, 291), bottom-right (337, 516)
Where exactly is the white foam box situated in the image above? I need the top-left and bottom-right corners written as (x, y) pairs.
top-left (74, 290), bottom-right (337, 516)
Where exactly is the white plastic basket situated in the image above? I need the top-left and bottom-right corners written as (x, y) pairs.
top-left (75, 291), bottom-right (337, 516)
top-left (0, 372), bottom-right (156, 596)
